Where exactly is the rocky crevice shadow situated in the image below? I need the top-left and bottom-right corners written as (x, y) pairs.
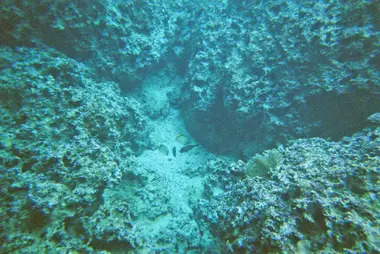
top-left (181, 0), bottom-right (380, 157)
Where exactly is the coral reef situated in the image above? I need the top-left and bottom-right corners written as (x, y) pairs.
top-left (0, 0), bottom-right (196, 91)
top-left (0, 46), bottom-right (148, 252)
top-left (0, 0), bottom-right (379, 253)
top-left (2, 0), bottom-right (378, 155)
top-left (194, 127), bottom-right (380, 253)
top-left (182, 0), bottom-right (380, 155)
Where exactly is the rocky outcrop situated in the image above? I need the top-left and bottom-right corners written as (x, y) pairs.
top-left (182, 1), bottom-right (380, 156)
top-left (0, 0), bottom-right (379, 253)
top-left (3, 0), bottom-right (378, 156)
top-left (0, 0), bottom-right (196, 91)
top-left (194, 127), bottom-right (380, 253)
top-left (0, 46), bottom-right (148, 252)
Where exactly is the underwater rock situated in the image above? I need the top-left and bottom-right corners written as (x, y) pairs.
top-left (368, 112), bottom-right (380, 125)
top-left (0, 131), bottom-right (13, 150)
top-left (195, 129), bottom-right (380, 253)
top-left (182, 0), bottom-right (380, 155)
top-left (0, 0), bottom-right (379, 253)
top-left (0, 0), bottom-right (191, 91)
top-left (0, 46), bottom-right (149, 253)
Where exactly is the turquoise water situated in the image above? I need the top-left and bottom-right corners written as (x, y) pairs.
top-left (0, 1), bottom-right (379, 253)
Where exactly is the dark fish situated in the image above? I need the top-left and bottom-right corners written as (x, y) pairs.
top-left (172, 147), bottom-right (176, 157)
top-left (180, 144), bottom-right (199, 153)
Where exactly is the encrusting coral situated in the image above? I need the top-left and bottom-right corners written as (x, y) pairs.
top-left (194, 127), bottom-right (380, 253)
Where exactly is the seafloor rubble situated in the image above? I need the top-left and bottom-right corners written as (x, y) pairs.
top-left (0, 0), bottom-right (379, 253)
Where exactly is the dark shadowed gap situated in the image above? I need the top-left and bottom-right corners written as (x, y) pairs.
top-left (300, 90), bottom-right (380, 140)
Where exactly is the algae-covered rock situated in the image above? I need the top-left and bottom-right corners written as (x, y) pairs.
top-left (195, 128), bottom-right (380, 253)
top-left (182, 0), bottom-right (380, 155)
top-left (0, 46), bottom-right (149, 253)
top-left (0, 0), bottom-right (379, 253)
top-left (0, 0), bottom-right (196, 91)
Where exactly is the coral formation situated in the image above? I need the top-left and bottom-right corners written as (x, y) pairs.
top-left (0, 46), bottom-right (148, 252)
top-left (182, 0), bottom-right (380, 156)
top-left (245, 149), bottom-right (283, 177)
top-left (0, 0), bottom-right (379, 253)
top-left (194, 128), bottom-right (380, 253)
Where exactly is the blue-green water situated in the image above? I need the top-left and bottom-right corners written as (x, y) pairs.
top-left (0, 1), bottom-right (379, 253)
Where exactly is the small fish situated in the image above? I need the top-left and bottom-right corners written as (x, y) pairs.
top-left (368, 112), bottom-right (380, 125)
top-left (180, 144), bottom-right (199, 153)
top-left (176, 134), bottom-right (189, 145)
top-left (172, 147), bottom-right (177, 157)
top-left (159, 144), bottom-right (169, 156)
